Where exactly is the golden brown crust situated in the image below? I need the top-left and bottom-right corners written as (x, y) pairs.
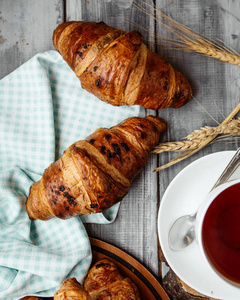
top-left (79, 30), bottom-right (143, 106)
top-left (54, 277), bottom-right (91, 300)
top-left (53, 21), bottom-right (192, 110)
top-left (83, 259), bottom-right (141, 300)
top-left (93, 278), bottom-right (140, 300)
top-left (53, 260), bottom-right (140, 299)
top-left (26, 116), bottom-right (166, 220)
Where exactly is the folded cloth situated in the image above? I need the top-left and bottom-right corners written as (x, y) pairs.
top-left (0, 50), bottom-right (144, 300)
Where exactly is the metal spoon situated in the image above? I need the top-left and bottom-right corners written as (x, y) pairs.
top-left (168, 148), bottom-right (240, 251)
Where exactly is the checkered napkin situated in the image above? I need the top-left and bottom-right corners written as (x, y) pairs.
top-left (0, 50), bottom-right (144, 299)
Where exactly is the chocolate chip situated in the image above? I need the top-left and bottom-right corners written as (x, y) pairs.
top-left (65, 206), bottom-right (70, 211)
top-left (120, 142), bottom-right (129, 152)
top-left (141, 132), bottom-right (145, 139)
top-left (111, 143), bottom-right (118, 150)
top-left (63, 192), bottom-right (69, 197)
top-left (107, 149), bottom-right (112, 158)
top-left (90, 203), bottom-right (98, 208)
top-left (76, 51), bottom-right (83, 57)
top-left (58, 185), bottom-right (65, 192)
top-left (111, 143), bottom-right (121, 155)
top-left (63, 192), bottom-right (77, 206)
top-left (101, 146), bottom-right (106, 154)
top-left (68, 198), bottom-right (77, 206)
top-left (105, 134), bottom-right (111, 141)
top-left (95, 78), bottom-right (101, 86)
top-left (94, 66), bottom-right (98, 71)
top-left (89, 139), bottom-right (95, 145)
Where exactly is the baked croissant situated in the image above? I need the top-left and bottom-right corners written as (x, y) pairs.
top-left (83, 259), bottom-right (141, 300)
top-left (54, 259), bottom-right (140, 300)
top-left (54, 278), bottom-right (91, 300)
top-left (26, 116), bottom-right (166, 220)
top-left (53, 21), bottom-right (192, 110)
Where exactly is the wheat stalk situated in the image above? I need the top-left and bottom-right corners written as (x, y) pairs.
top-left (185, 41), bottom-right (240, 66)
top-left (153, 103), bottom-right (240, 171)
top-left (152, 139), bottom-right (201, 153)
top-left (185, 118), bottom-right (240, 140)
top-left (133, 0), bottom-right (240, 66)
top-left (153, 118), bottom-right (240, 155)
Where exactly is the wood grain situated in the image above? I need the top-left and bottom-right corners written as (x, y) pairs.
top-left (0, 0), bottom-right (64, 79)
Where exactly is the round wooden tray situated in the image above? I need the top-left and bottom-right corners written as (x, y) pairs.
top-left (90, 237), bottom-right (170, 300)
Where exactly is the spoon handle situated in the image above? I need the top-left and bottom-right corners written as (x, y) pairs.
top-left (210, 147), bottom-right (240, 192)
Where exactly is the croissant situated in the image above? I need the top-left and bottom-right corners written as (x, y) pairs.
top-left (26, 116), bottom-right (166, 220)
top-left (52, 21), bottom-right (192, 110)
top-left (54, 278), bottom-right (91, 300)
top-left (83, 259), bottom-right (141, 300)
top-left (54, 259), bottom-right (140, 300)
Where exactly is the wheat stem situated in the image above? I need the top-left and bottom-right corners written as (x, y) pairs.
top-left (153, 103), bottom-right (240, 171)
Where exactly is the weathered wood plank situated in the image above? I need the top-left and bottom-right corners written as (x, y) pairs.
top-left (154, 0), bottom-right (240, 281)
top-left (66, 0), bottom-right (160, 277)
top-left (0, 0), bottom-right (64, 79)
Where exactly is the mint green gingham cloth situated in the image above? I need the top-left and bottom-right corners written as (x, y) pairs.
top-left (0, 50), bottom-right (144, 300)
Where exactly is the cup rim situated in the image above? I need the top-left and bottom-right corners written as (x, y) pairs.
top-left (196, 178), bottom-right (240, 286)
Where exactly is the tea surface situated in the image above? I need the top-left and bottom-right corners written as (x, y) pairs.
top-left (202, 182), bottom-right (240, 284)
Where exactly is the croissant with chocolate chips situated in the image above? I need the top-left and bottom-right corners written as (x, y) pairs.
top-left (52, 21), bottom-right (192, 110)
top-left (26, 116), bottom-right (166, 220)
top-left (54, 259), bottom-right (140, 300)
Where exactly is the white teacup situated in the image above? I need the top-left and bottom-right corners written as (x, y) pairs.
top-left (195, 178), bottom-right (240, 287)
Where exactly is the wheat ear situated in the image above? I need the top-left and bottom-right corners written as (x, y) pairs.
top-left (133, 0), bottom-right (240, 66)
top-left (153, 103), bottom-right (240, 171)
top-left (152, 140), bottom-right (202, 153)
top-left (185, 118), bottom-right (240, 140)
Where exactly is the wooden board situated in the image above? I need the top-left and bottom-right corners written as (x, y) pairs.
top-left (0, 0), bottom-right (64, 79)
top-left (90, 237), bottom-right (170, 300)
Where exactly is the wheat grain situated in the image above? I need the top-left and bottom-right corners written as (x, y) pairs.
top-left (185, 41), bottom-right (240, 66)
top-left (152, 140), bottom-right (201, 153)
top-left (185, 118), bottom-right (240, 140)
top-left (153, 103), bottom-right (240, 171)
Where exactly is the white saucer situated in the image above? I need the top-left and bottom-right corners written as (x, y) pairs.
top-left (158, 151), bottom-right (240, 300)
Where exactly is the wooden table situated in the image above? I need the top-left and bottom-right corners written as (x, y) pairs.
top-left (1, 0), bottom-right (239, 298)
